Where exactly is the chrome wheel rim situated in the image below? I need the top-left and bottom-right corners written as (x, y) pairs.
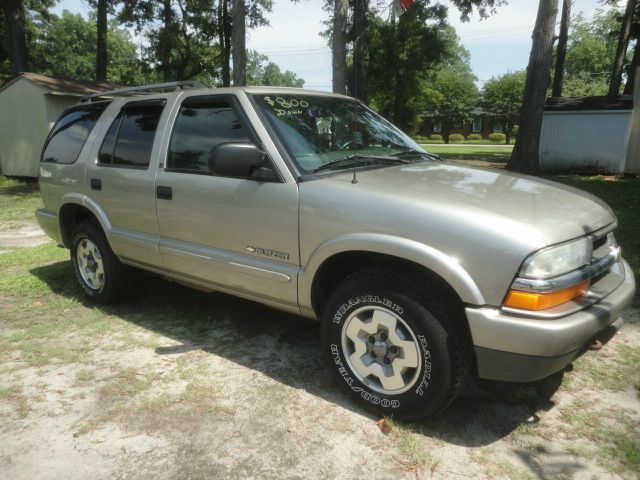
top-left (341, 305), bottom-right (422, 395)
top-left (76, 239), bottom-right (105, 290)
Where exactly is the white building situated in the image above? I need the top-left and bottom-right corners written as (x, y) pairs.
top-left (0, 73), bottom-right (120, 177)
top-left (539, 74), bottom-right (640, 174)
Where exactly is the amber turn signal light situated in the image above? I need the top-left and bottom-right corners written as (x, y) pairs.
top-left (503, 280), bottom-right (589, 311)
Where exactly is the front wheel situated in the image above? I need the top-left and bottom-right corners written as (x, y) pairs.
top-left (322, 269), bottom-right (469, 421)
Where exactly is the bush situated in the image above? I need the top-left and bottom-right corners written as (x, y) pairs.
top-left (428, 134), bottom-right (442, 141)
top-left (488, 132), bottom-right (506, 143)
top-left (467, 134), bottom-right (482, 141)
top-left (449, 134), bottom-right (465, 142)
top-left (413, 135), bottom-right (430, 143)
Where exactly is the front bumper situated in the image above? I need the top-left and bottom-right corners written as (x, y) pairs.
top-left (466, 258), bottom-right (636, 382)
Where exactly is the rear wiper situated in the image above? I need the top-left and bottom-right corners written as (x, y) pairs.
top-left (312, 154), bottom-right (409, 173)
top-left (390, 149), bottom-right (441, 161)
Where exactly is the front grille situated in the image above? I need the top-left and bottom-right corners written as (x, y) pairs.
top-left (591, 232), bottom-right (617, 262)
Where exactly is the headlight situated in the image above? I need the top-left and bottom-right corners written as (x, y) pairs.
top-left (521, 237), bottom-right (592, 279)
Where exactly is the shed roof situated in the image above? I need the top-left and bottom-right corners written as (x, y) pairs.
top-left (0, 72), bottom-right (124, 96)
top-left (545, 95), bottom-right (633, 112)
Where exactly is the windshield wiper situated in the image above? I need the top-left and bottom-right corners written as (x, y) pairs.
top-left (312, 154), bottom-right (409, 173)
top-left (390, 149), bottom-right (441, 161)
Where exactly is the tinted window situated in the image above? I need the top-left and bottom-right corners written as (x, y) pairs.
top-left (98, 101), bottom-right (165, 168)
top-left (42, 103), bottom-right (109, 164)
top-left (167, 98), bottom-right (251, 174)
top-left (98, 111), bottom-right (122, 164)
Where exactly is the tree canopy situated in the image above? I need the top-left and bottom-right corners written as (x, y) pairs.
top-left (246, 50), bottom-right (305, 87)
top-left (424, 62), bottom-right (478, 143)
top-left (481, 70), bottom-right (525, 143)
top-left (29, 10), bottom-right (149, 84)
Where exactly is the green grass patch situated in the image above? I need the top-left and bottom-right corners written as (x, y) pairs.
top-left (0, 243), bottom-right (71, 298)
top-left (570, 343), bottom-right (640, 392)
top-left (0, 383), bottom-right (31, 417)
top-left (422, 145), bottom-right (514, 163)
top-left (100, 368), bottom-right (159, 399)
top-left (560, 399), bottom-right (640, 474)
top-left (0, 177), bottom-right (42, 222)
top-left (552, 176), bottom-right (640, 276)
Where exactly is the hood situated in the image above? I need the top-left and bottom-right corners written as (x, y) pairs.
top-left (330, 161), bottom-right (615, 245)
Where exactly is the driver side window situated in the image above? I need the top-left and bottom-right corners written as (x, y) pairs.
top-left (167, 96), bottom-right (251, 175)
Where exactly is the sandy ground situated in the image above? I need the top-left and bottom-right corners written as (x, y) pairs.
top-left (0, 221), bottom-right (49, 249)
top-left (1, 222), bottom-right (638, 480)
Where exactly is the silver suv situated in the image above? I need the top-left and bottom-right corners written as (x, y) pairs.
top-left (36, 82), bottom-right (636, 420)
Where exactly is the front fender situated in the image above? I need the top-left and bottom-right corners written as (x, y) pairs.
top-left (298, 233), bottom-right (486, 317)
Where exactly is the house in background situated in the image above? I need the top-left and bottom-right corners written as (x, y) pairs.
top-left (420, 107), bottom-right (508, 139)
top-left (539, 91), bottom-right (638, 174)
top-left (0, 73), bottom-right (121, 177)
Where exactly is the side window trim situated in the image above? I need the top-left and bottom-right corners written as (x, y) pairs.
top-left (97, 98), bottom-right (167, 170)
top-left (98, 111), bottom-right (124, 166)
top-left (165, 94), bottom-right (282, 182)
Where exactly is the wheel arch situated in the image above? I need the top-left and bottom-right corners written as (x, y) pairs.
top-left (58, 195), bottom-right (113, 248)
top-left (300, 234), bottom-right (485, 319)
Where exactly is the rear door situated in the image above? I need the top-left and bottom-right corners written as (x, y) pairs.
top-left (84, 98), bottom-right (171, 268)
top-left (154, 93), bottom-right (300, 310)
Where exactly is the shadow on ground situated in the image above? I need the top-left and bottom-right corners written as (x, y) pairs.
top-left (32, 261), bottom-right (564, 447)
top-left (0, 182), bottom-right (39, 197)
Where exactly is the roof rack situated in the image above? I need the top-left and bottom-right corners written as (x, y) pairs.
top-left (79, 81), bottom-right (206, 103)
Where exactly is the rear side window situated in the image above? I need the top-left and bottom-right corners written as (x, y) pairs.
top-left (41, 102), bottom-right (109, 164)
top-left (167, 97), bottom-right (251, 174)
top-left (98, 100), bottom-right (165, 169)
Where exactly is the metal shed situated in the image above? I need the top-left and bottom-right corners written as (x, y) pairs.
top-left (539, 94), bottom-right (636, 174)
top-left (0, 73), bottom-right (121, 177)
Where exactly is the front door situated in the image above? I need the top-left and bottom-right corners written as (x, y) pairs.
top-left (154, 94), bottom-right (300, 310)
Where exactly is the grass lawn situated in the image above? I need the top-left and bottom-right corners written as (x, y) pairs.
top-left (0, 177), bottom-right (41, 223)
top-left (421, 144), bottom-right (513, 163)
top-left (553, 176), bottom-right (640, 280)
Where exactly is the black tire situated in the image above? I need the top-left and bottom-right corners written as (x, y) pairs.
top-left (321, 269), bottom-right (469, 421)
top-left (70, 221), bottom-right (130, 303)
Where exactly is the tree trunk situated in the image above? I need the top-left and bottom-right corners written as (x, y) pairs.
top-left (623, 39), bottom-right (640, 95)
top-left (3, 0), bottom-right (28, 74)
top-left (232, 0), bottom-right (246, 86)
top-left (218, 0), bottom-right (231, 87)
top-left (353, 0), bottom-right (367, 102)
top-left (609, 0), bottom-right (636, 97)
top-left (552, 0), bottom-right (570, 97)
top-left (96, 0), bottom-right (108, 81)
top-left (332, 0), bottom-right (348, 95)
top-left (507, 0), bottom-right (558, 173)
top-left (162, 0), bottom-right (173, 82)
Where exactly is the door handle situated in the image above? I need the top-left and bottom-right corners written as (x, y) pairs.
top-left (90, 178), bottom-right (101, 191)
top-left (156, 186), bottom-right (172, 200)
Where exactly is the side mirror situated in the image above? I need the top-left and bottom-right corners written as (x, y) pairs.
top-left (208, 143), bottom-right (277, 181)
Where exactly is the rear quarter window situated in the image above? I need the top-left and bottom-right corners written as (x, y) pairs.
top-left (41, 102), bottom-right (110, 164)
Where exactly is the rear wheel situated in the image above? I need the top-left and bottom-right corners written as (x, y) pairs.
top-left (70, 222), bottom-right (130, 303)
top-left (322, 269), bottom-right (469, 420)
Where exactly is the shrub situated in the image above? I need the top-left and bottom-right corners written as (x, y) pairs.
top-left (488, 132), bottom-right (506, 143)
top-left (428, 134), bottom-right (442, 141)
top-left (413, 135), bottom-right (430, 143)
top-left (449, 134), bottom-right (465, 142)
top-left (467, 134), bottom-right (482, 141)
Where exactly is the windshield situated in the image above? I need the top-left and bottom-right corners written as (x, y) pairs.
top-left (251, 94), bottom-right (427, 173)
